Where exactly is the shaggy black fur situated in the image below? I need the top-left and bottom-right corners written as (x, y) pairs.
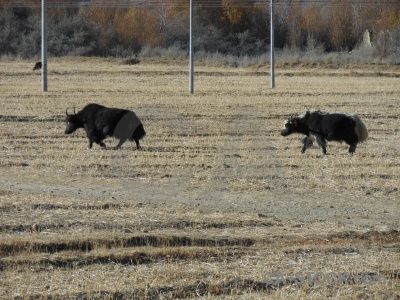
top-left (281, 110), bottom-right (368, 154)
top-left (33, 61), bottom-right (42, 71)
top-left (65, 103), bottom-right (146, 149)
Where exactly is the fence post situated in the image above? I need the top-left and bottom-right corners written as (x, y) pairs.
top-left (189, 0), bottom-right (194, 94)
top-left (270, 0), bottom-right (275, 88)
top-left (41, 0), bottom-right (48, 92)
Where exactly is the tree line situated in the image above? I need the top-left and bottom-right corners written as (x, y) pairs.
top-left (0, 0), bottom-right (399, 60)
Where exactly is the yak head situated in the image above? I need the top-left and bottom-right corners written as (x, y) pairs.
top-left (281, 113), bottom-right (309, 137)
top-left (65, 108), bottom-right (81, 134)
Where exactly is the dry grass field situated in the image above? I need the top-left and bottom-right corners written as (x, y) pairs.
top-left (0, 57), bottom-right (399, 299)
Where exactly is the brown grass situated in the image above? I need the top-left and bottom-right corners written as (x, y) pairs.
top-left (0, 57), bottom-right (399, 299)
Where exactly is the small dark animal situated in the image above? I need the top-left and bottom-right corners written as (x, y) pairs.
top-left (33, 61), bottom-right (42, 71)
top-left (65, 103), bottom-right (146, 150)
top-left (281, 110), bottom-right (368, 154)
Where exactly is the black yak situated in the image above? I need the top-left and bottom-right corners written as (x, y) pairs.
top-left (281, 110), bottom-right (368, 154)
top-left (33, 62), bottom-right (42, 71)
top-left (65, 103), bottom-right (146, 149)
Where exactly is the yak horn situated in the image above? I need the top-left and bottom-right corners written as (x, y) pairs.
top-left (65, 108), bottom-right (76, 116)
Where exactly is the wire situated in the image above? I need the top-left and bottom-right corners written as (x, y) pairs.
top-left (1, 0), bottom-right (400, 9)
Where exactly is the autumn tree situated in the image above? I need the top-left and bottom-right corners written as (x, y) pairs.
top-left (374, 4), bottom-right (400, 57)
top-left (301, 4), bottom-right (324, 45)
top-left (151, 4), bottom-right (189, 48)
top-left (82, 5), bottom-right (117, 54)
top-left (273, 1), bottom-right (290, 48)
top-left (326, 0), bottom-right (356, 51)
top-left (220, 0), bottom-right (255, 33)
top-left (286, 0), bottom-right (303, 48)
top-left (112, 8), bottom-right (144, 50)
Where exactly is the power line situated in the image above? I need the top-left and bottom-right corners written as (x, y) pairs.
top-left (2, 0), bottom-right (400, 8)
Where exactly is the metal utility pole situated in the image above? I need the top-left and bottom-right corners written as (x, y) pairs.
top-left (270, 0), bottom-right (275, 88)
top-left (189, 0), bottom-right (194, 94)
top-left (41, 0), bottom-right (48, 92)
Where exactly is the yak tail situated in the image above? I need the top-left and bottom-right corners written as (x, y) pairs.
top-left (354, 114), bottom-right (368, 142)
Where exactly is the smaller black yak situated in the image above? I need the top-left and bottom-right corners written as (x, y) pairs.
top-left (281, 110), bottom-right (368, 154)
top-left (33, 62), bottom-right (42, 71)
top-left (65, 103), bottom-right (146, 150)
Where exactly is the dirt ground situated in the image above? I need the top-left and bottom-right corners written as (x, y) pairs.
top-left (0, 58), bottom-right (399, 299)
top-left (1, 170), bottom-right (399, 231)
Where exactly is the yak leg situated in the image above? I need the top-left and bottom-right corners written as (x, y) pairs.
top-left (349, 143), bottom-right (357, 154)
top-left (88, 139), bottom-right (105, 149)
top-left (301, 136), bottom-right (307, 153)
top-left (346, 136), bottom-right (358, 154)
top-left (301, 136), bottom-right (313, 153)
top-left (301, 142), bottom-right (307, 154)
top-left (114, 139), bottom-right (127, 150)
top-left (89, 134), bottom-right (106, 149)
top-left (134, 139), bottom-right (140, 150)
top-left (86, 127), bottom-right (106, 149)
top-left (86, 129), bottom-right (94, 149)
top-left (315, 135), bottom-right (327, 155)
top-left (92, 140), bottom-right (106, 148)
top-left (93, 137), bottom-right (106, 148)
